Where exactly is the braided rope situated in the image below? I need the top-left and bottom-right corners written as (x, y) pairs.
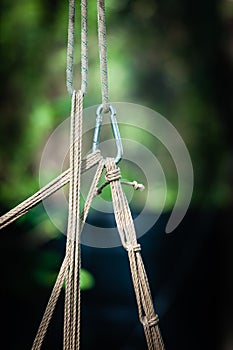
top-left (81, 0), bottom-right (88, 94)
top-left (97, 0), bottom-right (109, 112)
top-left (0, 150), bottom-right (102, 230)
top-left (67, 0), bottom-right (88, 95)
top-left (105, 158), bottom-right (165, 350)
top-left (31, 256), bottom-right (69, 350)
top-left (31, 163), bottom-right (106, 350)
top-left (64, 90), bottom-right (83, 349)
top-left (66, 0), bottom-right (76, 95)
top-left (31, 93), bottom-right (106, 350)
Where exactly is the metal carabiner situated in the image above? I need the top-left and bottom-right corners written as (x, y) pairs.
top-left (92, 104), bottom-right (123, 164)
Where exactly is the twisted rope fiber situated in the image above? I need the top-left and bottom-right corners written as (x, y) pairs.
top-left (31, 159), bottom-right (105, 350)
top-left (66, 0), bottom-right (75, 95)
top-left (97, 0), bottom-right (109, 112)
top-left (81, 0), bottom-right (88, 94)
top-left (63, 91), bottom-right (105, 350)
top-left (63, 90), bottom-right (83, 350)
top-left (67, 0), bottom-right (88, 95)
top-left (31, 255), bottom-right (69, 350)
top-left (31, 92), bottom-right (105, 350)
top-left (0, 150), bottom-right (102, 230)
top-left (105, 158), bottom-right (165, 350)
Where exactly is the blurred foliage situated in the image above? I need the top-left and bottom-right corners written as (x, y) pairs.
top-left (0, 0), bottom-right (233, 286)
top-left (34, 249), bottom-right (94, 290)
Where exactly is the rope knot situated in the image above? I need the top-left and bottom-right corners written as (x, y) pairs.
top-left (131, 181), bottom-right (145, 191)
top-left (142, 314), bottom-right (159, 327)
top-left (105, 167), bottom-right (121, 182)
top-left (125, 243), bottom-right (141, 252)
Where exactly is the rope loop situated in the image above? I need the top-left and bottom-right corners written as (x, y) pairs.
top-left (66, 0), bottom-right (88, 95)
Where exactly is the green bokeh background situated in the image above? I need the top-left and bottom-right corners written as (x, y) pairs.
top-left (1, 0), bottom-right (232, 207)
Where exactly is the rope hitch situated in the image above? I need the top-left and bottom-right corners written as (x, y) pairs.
top-left (92, 104), bottom-right (123, 164)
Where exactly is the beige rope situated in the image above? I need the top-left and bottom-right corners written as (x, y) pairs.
top-left (31, 160), bottom-right (105, 350)
top-left (4, 153), bottom-right (165, 350)
top-left (66, 0), bottom-right (88, 95)
top-left (105, 158), bottom-right (165, 350)
top-left (0, 150), bottom-right (102, 230)
top-left (31, 94), bottom-right (106, 350)
top-left (63, 90), bottom-right (83, 350)
top-left (32, 91), bottom-right (107, 350)
top-left (81, 0), bottom-right (88, 94)
top-left (66, 0), bottom-right (76, 95)
top-left (80, 159), bottom-right (105, 226)
top-left (31, 255), bottom-right (69, 350)
top-left (97, 0), bottom-right (109, 112)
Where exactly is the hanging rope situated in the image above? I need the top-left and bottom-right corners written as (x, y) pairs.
top-left (81, 0), bottom-right (88, 94)
top-left (105, 158), bottom-right (165, 350)
top-left (63, 90), bottom-right (83, 350)
top-left (66, 0), bottom-right (76, 95)
top-left (67, 0), bottom-right (88, 95)
top-left (31, 95), bottom-right (105, 350)
top-left (97, 0), bottom-right (109, 112)
top-left (0, 2), bottom-right (166, 349)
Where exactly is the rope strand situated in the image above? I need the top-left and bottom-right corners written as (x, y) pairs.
top-left (66, 0), bottom-right (88, 95)
top-left (66, 0), bottom-right (76, 95)
top-left (97, 0), bottom-right (109, 112)
top-left (0, 151), bottom-right (102, 230)
top-left (81, 0), bottom-right (88, 94)
top-left (105, 158), bottom-right (165, 350)
top-left (64, 90), bottom-right (83, 349)
top-left (31, 159), bottom-right (106, 350)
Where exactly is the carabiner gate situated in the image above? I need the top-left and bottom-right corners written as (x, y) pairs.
top-left (92, 104), bottom-right (123, 164)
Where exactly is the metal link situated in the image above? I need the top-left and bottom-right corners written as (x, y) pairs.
top-left (92, 104), bottom-right (123, 164)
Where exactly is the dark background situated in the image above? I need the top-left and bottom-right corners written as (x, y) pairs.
top-left (0, 1), bottom-right (233, 349)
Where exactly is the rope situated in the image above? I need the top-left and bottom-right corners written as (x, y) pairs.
top-left (31, 94), bottom-right (106, 350)
top-left (97, 0), bottom-right (109, 112)
top-left (96, 178), bottom-right (145, 195)
top-left (63, 90), bottom-right (83, 350)
top-left (0, 150), bottom-right (102, 230)
top-left (31, 162), bottom-right (106, 350)
top-left (66, 0), bottom-right (76, 95)
top-left (81, 0), bottom-right (88, 94)
top-left (1, 2), bottom-right (166, 349)
top-left (66, 0), bottom-right (88, 95)
top-left (31, 255), bottom-right (69, 350)
top-left (67, 0), bottom-right (109, 104)
top-left (105, 158), bottom-right (165, 350)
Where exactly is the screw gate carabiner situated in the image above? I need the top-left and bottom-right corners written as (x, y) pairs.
top-left (92, 104), bottom-right (123, 164)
